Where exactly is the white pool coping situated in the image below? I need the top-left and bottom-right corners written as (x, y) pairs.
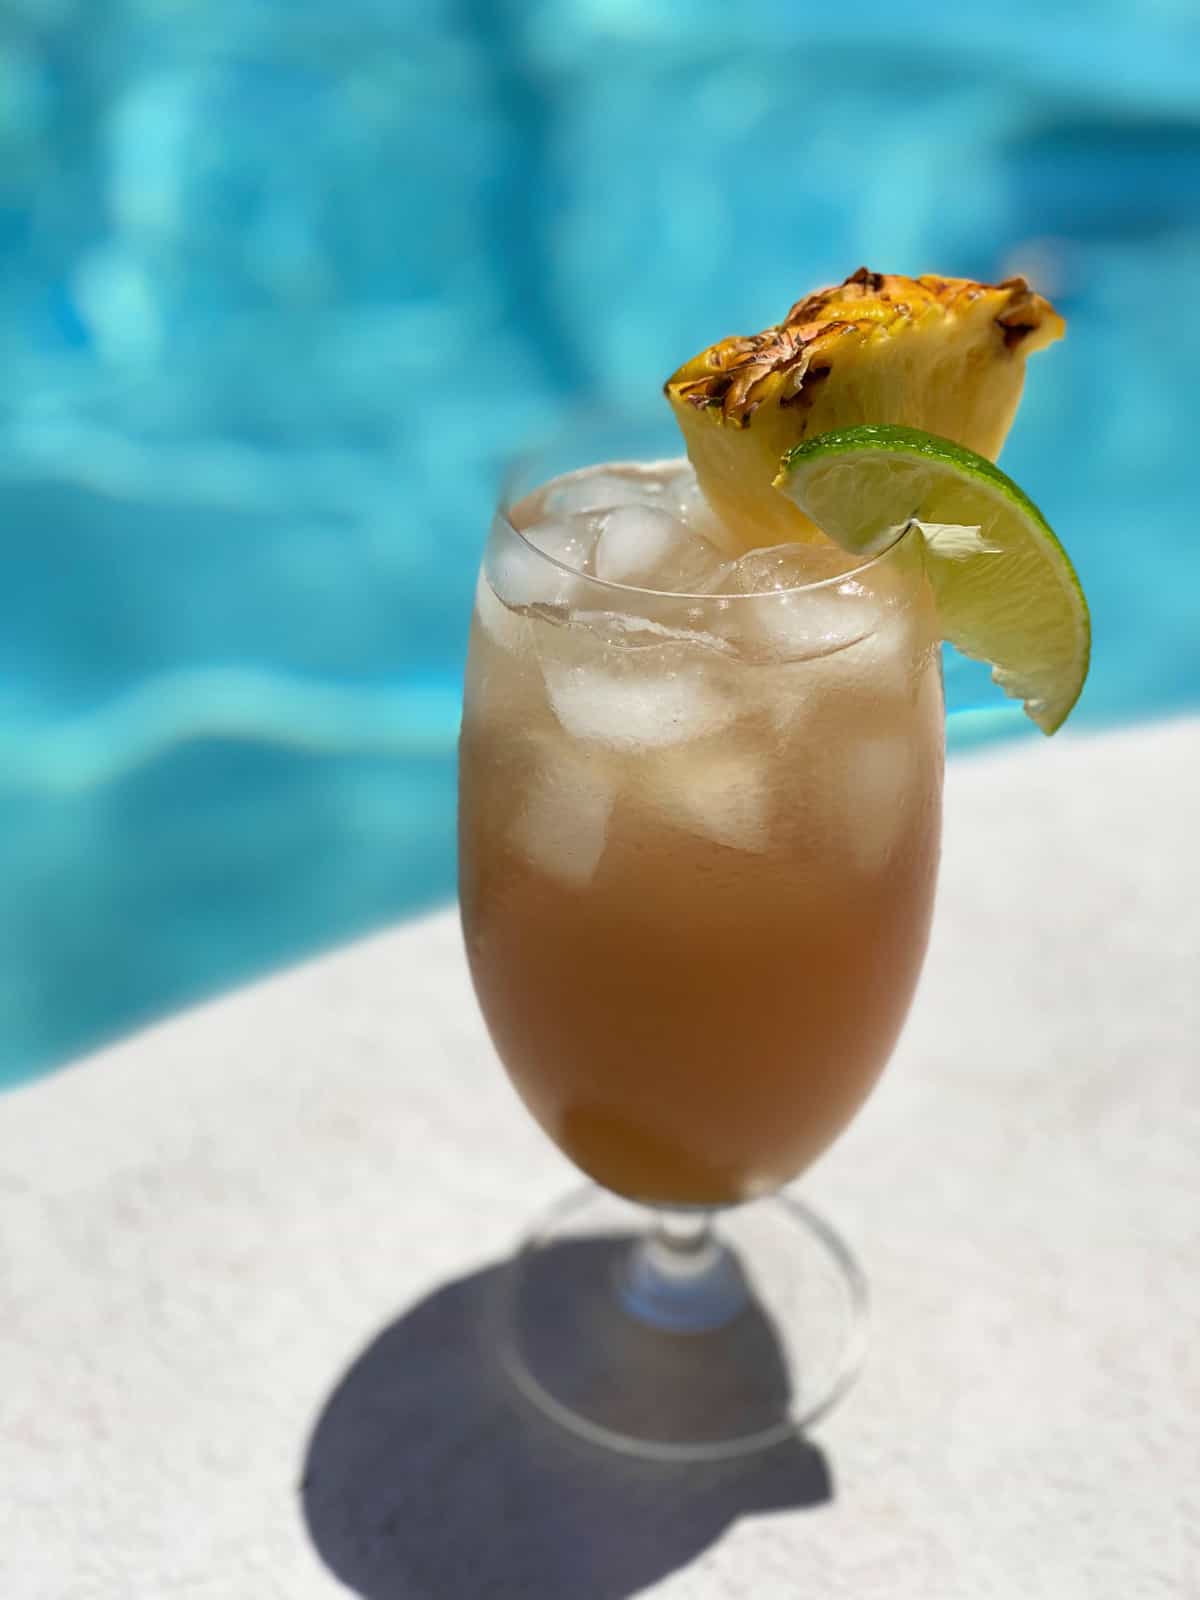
top-left (2, 716), bottom-right (1197, 1599)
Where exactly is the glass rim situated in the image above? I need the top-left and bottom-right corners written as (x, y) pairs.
top-left (495, 457), bottom-right (920, 605)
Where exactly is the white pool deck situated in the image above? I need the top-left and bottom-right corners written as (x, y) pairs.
top-left (2, 717), bottom-right (1197, 1599)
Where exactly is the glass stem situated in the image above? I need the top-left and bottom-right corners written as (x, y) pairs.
top-left (619, 1208), bottom-right (749, 1333)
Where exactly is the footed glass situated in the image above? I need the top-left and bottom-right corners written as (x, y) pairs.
top-left (458, 421), bottom-right (944, 1458)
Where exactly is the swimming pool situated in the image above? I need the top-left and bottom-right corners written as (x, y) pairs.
top-left (2, 2), bottom-right (1197, 1086)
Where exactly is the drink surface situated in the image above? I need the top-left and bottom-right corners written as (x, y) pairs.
top-left (458, 461), bottom-right (944, 1206)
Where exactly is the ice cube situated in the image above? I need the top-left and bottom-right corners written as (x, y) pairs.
top-left (813, 594), bottom-right (916, 696)
top-left (750, 584), bottom-right (885, 660)
top-left (716, 546), bottom-right (884, 661)
top-left (509, 744), bottom-right (615, 889)
top-left (591, 500), bottom-right (731, 594)
top-left (721, 541), bottom-right (859, 595)
top-left (840, 734), bottom-right (916, 873)
top-left (566, 611), bottom-right (734, 655)
top-left (524, 512), bottom-right (601, 574)
top-left (645, 747), bottom-right (772, 852)
top-left (544, 469), bottom-right (665, 517)
top-left (594, 504), bottom-right (688, 585)
top-left (654, 533), bottom-right (733, 596)
top-left (474, 572), bottom-right (527, 652)
top-left (543, 657), bottom-right (739, 750)
top-left (755, 598), bottom-right (917, 738)
top-left (489, 518), bottom-right (589, 612)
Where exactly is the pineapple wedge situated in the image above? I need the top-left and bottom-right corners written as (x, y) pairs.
top-left (665, 267), bottom-right (1064, 549)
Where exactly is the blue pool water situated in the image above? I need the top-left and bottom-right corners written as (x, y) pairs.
top-left (2, 2), bottom-right (1198, 1086)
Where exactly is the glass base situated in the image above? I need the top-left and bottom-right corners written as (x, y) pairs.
top-left (498, 1185), bottom-right (868, 1461)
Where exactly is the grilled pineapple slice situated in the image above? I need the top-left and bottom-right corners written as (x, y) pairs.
top-left (665, 267), bottom-right (1064, 549)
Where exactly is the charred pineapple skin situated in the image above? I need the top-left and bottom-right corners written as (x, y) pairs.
top-left (665, 267), bottom-right (1064, 547)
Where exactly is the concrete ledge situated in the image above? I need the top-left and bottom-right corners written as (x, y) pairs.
top-left (2, 718), bottom-right (1197, 1598)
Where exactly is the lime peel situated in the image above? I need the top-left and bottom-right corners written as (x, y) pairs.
top-left (774, 424), bottom-right (1090, 734)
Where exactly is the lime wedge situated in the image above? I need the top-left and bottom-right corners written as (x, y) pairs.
top-left (775, 424), bottom-right (1090, 734)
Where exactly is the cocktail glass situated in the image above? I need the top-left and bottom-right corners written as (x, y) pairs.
top-left (458, 421), bottom-right (944, 1459)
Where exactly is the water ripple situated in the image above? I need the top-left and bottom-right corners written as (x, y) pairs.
top-left (0, 668), bottom-right (463, 794)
